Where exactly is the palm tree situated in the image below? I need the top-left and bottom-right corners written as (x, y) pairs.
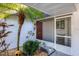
top-left (0, 3), bottom-right (44, 54)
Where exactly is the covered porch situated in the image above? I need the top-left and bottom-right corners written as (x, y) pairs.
top-left (0, 3), bottom-right (79, 56)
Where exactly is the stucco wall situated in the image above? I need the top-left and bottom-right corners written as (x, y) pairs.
top-left (71, 4), bottom-right (79, 56)
top-left (4, 15), bottom-right (35, 49)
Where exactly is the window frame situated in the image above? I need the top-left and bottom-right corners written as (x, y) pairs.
top-left (54, 15), bottom-right (72, 47)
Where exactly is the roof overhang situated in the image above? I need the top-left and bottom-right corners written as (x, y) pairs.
top-left (23, 3), bottom-right (76, 16)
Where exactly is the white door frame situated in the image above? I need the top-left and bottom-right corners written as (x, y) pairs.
top-left (54, 15), bottom-right (72, 55)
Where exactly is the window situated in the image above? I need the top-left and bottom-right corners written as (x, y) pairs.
top-left (56, 37), bottom-right (71, 47)
top-left (56, 16), bottom-right (71, 47)
top-left (56, 18), bottom-right (65, 29)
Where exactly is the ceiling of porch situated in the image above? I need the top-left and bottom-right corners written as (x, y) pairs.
top-left (24, 3), bottom-right (76, 16)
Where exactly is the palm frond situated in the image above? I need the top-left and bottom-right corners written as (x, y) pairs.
top-left (0, 13), bottom-right (11, 19)
top-left (0, 3), bottom-right (44, 21)
top-left (24, 6), bottom-right (44, 22)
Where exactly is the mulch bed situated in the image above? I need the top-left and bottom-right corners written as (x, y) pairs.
top-left (0, 48), bottom-right (48, 56)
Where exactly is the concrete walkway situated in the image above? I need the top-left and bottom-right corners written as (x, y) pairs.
top-left (51, 51), bottom-right (70, 56)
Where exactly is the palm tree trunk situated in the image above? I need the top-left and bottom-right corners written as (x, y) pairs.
top-left (17, 25), bottom-right (22, 50)
top-left (17, 12), bottom-right (25, 51)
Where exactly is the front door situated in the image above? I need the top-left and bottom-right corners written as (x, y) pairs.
top-left (36, 21), bottom-right (42, 40)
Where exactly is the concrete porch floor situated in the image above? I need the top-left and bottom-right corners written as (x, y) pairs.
top-left (50, 51), bottom-right (70, 56)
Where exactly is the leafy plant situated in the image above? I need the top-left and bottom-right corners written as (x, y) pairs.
top-left (0, 20), bottom-right (13, 55)
top-left (23, 40), bottom-right (40, 55)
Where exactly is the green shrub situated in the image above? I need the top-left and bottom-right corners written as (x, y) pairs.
top-left (23, 40), bottom-right (40, 55)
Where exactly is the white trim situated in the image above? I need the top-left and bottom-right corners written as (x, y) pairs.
top-left (55, 15), bottom-right (72, 19)
top-left (56, 35), bottom-right (71, 38)
top-left (54, 17), bottom-right (56, 49)
top-left (70, 14), bottom-right (73, 41)
top-left (37, 12), bottom-right (72, 21)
